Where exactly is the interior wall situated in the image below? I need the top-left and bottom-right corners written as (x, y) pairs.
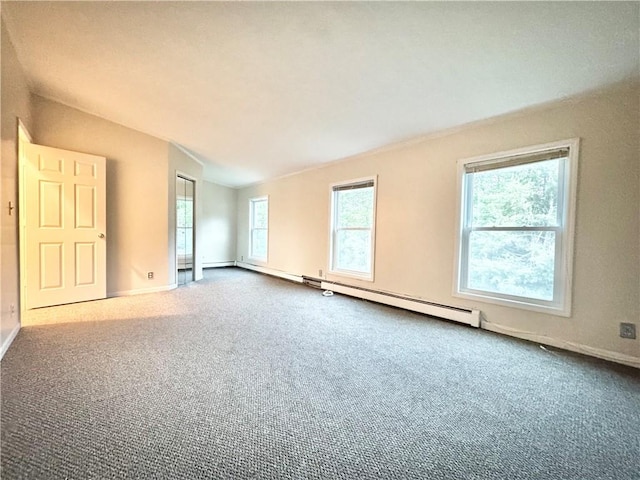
top-left (201, 180), bottom-right (237, 267)
top-left (168, 144), bottom-right (204, 284)
top-left (237, 82), bottom-right (640, 361)
top-left (31, 96), bottom-right (171, 296)
top-left (1, 17), bottom-right (32, 353)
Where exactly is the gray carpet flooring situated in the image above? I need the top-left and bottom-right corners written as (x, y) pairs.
top-left (2, 267), bottom-right (639, 479)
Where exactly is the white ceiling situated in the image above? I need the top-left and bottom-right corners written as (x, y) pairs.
top-left (3, 1), bottom-right (639, 187)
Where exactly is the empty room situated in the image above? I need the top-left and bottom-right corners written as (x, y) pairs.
top-left (1, 2), bottom-right (639, 479)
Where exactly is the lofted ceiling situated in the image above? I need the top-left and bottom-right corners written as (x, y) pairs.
top-left (3, 1), bottom-right (639, 187)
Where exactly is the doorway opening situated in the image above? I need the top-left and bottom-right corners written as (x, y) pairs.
top-left (176, 175), bottom-right (195, 286)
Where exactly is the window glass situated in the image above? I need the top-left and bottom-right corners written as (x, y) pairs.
top-left (252, 199), bottom-right (268, 229)
top-left (467, 230), bottom-right (555, 301)
top-left (250, 197), bottom-right (268, 261)
top-left (471, 159), bottom-right (559, 228)
top-left (336, 188), bottom-right (374, 229)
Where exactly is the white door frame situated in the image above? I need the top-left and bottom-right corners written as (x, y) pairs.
top-left (175, 171), bottom-right (197, 286)
top-left (18, 119), bottom-right (33, 317)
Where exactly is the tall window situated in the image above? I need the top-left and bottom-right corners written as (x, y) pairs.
top-left (249, 196), bottom-right (268, 261)
top-left (455, 139), bottom-right (579, 316)
top-left (330, 177), bottom-right (377, 280)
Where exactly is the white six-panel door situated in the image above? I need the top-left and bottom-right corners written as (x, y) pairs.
top-left (24, 143), bottom-right (106, 309)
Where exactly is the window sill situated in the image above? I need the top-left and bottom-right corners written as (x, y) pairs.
top-left (328, 269), bottom-right (374, 282)
top-left (453, 290), bottom-right (570, 317)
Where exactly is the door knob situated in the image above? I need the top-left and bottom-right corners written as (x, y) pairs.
top-left (98, 233), bottom-right (105, 238)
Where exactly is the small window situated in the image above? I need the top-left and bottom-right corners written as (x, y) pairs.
top-left (329, 177), bottom-right (377, 280)
top-left (455, 139), bottom-right (579, 316)
top-left (249, 196), bottom-right (268, 261)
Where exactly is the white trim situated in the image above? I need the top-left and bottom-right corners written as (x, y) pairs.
top-left (18, 119), bottom-right (33, 142)
top-left (18, 120), bottom-right (31, 321)
top-left (482, 321), bottom-right (640, 369)
top-left (172, 143), bottom-right (205, 166)
top-left (108, 284), bottom-right (177, 298)
top-left (175, 172), bottom-right (197, 285)
top-left (453, 290), bottom-right (570, 317)
top-left (328, 175), bottom-right (378, 282)
top-left (321, 281), bottom-right (481, 328)
top-left (203, 261), bottom-right (236, 268)
top-left (0, 322), bottom-right (21, 360)
top-left (175, 170), bottom-right (198, 182)
top-left (236, 265), bottom-right (636, 368)
top-left (453, 138), bottom-right (579, 317)
top-left (236, 262), bottom-right (303, 283)
top-left (238, 84), bottom-right (628, 190)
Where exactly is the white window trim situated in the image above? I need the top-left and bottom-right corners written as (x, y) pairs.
top-left (453, 138), bottom-right (579, 317)
top-left (328, 175), bottom-right (378, 282)
top-left (249, 195), bottom-right (269, 263)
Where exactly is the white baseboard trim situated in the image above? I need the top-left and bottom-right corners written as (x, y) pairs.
top-left (203, 262), bottom-right (236, 268)
top-left (321, 281), bottom-right (481, 328)
top-left (108, 284), bottom-right (177, 298)
top-left (232, 264), bottom-right (638, 368)
top-left (482, 321), bottom-right (640, 369)
top-left (1, 322), bottom-right (21, 360)
top-left (236, 262), bottom-right (303, 283)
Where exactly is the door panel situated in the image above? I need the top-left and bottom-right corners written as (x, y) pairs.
top-left (75, 185), bottom-right (96, 228)
top-left (40, 243), bottom-right (63, 289)
top-left (40, 181), bottom-right (63, 227)
top-left (24, 143), bottom-right (106, 308)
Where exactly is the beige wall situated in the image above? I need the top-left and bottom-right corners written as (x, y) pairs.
top-left (238, 82), bottom-right (640, 360)
top-left (168, 144), bottom-right (204, 284)
top-left (1, 18), bottom-right (32, 352)
top-left (201, 180), bottom-right (237, 266)
top-left (32, 96), bottom-right (171, 296)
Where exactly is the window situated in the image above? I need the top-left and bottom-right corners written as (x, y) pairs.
top-left (249, 196), bottom-right (268, 261)
top-left (455, 139), bottom-right (579, 316)
top-left (330, 177), bottom-right (377, 280)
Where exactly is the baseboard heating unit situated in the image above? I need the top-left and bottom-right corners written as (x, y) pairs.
top-left (320, 281), bottom-right (481, 328)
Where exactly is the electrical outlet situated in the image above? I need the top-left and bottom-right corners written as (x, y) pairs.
top-left (10, 304), bottom-right (15, 317)
top-left (620, 323), bottom-right (636, 339)
top-left (147, 272), bottom-right (154, 279)
top-left (319, 269), bottom-right (323, 277)
top-left (241, 255), bottom-right (243, 261)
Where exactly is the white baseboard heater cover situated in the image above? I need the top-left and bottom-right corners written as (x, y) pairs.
top-left (236, 262), bottom-right (304, 284)
top-left (320, 281), bottom-right (481, 328)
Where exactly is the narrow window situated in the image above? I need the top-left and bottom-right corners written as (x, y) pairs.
top-left (455, 139), bottom-right (579, 316)
top-left (249, 196), bottom-right (268, 261)
top-left (330, 177), bottom-right (377, 280)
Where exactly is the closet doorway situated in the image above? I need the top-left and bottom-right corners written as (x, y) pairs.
top-left (176, 175), bottom-right (195, 286)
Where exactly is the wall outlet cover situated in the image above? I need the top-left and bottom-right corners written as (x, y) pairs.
top-left (620, 322), bottom-right (636, 339)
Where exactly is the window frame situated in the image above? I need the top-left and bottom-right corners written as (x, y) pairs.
top-left (328, 176), bottom-right (378, 281)
top-left (453, 138), bottom-right (579, 317)
top-left (249, 195), bottom-right (269, 262)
